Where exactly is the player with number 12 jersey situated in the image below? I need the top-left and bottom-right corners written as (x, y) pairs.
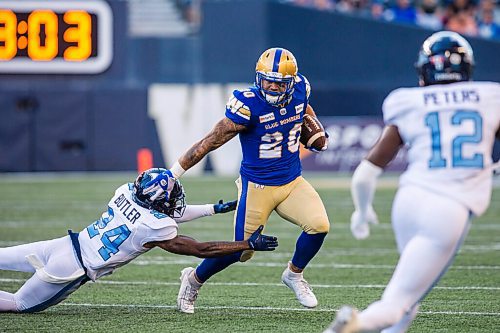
top-left (383, 80), bottom-right (500, 216)
top-left (325, 31), bottom-right (500, 333)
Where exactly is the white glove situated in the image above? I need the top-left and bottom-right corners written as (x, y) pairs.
top-left (350, 205), bottom-right (379, 240)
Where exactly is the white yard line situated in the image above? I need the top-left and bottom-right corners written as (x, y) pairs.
top-left (2, 278), bottom-right (499, 291)
top-left (54, 302), bottom-right (500, 316)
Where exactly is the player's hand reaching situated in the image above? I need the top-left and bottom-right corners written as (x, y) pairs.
top-left (143, 170), bottom-right (175, 201)
top-left (350, 205), bottom-right (379, 240)
top-left (213, 200), bottom-right (237, 214)
top-left (247, 225), bottom-right (278, 251)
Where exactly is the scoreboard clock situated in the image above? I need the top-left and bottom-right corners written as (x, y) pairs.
top-left (0, 1), bottom-right (113, 74)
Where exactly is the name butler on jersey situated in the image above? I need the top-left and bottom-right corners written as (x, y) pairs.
top-left (80, 183), bottom-right (178, 281)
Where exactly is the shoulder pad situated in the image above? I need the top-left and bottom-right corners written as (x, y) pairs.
top-left (295, 73), bottom-right (311, 99)
top-left (382, 88), bottom-right (413, 124)
top-left (226, 90), bottom-right (252, 120)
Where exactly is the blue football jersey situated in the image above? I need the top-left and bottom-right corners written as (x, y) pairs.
top-left (225, 73), bottom-right (311, 185)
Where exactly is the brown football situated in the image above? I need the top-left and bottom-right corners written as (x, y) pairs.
top-left (300, 114), bottom-right (327, 151)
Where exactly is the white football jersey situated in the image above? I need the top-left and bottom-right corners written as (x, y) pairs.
top-left (78, 183), bottom-right (178, 280)
top-left (383, 81), bottom-right (500, 216)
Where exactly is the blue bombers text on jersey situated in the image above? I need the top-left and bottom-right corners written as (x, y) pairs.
top-left (225, 73), bottom-right (311, 186)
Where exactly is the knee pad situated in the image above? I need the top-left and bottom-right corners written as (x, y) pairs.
top-left (306, 218), bottom-right (330, 234)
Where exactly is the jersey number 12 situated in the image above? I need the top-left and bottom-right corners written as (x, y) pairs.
top-left (425, 110), bottom-right (483, 168)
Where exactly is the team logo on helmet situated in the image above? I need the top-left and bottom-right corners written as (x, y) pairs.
top-left (132, 168), bottom-right (186, 218)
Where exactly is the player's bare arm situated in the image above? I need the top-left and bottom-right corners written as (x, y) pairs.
top-left (178, 118), bottom-right (246, 171)
top-left (144, 225), bottom-right (278, 257)
top-left (144, 235), bottom-right (251, 258)
top-left (366, 125), bottom-right (404, 168)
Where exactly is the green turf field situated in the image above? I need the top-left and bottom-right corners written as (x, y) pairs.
top-left (0, 173), bottom-right (498, 332)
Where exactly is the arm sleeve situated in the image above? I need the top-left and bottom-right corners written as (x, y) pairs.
top-left (351, 160), bottom-right (383, 217)
top-left (174, 204), bottom-right (215, 223)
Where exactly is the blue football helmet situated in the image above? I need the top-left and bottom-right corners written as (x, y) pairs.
top-left (255, 47), bottom-right (298, 106)
top-left (415, 31), bottom-right (474, 86)
top-left (133, 168), bottom-right (186, 218)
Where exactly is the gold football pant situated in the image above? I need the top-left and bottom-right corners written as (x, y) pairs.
top-left (235, 175), bottom-right (330, 262)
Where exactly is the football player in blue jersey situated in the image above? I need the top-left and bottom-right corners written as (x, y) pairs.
top-left (149, 47), bottom-right (330, 313)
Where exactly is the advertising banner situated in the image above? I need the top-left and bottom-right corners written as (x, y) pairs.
top-left (301, 117), bottom-right (408, 172)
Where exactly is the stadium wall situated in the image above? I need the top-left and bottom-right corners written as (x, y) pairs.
top-left (0, 0), bottom-right (498, 172)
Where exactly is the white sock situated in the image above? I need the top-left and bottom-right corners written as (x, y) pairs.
top-left (188, 271), bottom-right (203, 289)
top-left (0, 291), bottom-right (18, 312)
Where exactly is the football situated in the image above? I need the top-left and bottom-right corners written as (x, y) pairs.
top-left (300, 114), bottom-right (327, 151)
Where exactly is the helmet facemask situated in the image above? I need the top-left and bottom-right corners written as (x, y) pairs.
top-left (153, 180), bottom-right (186, 218)
top-left (256, 72), bottom-right (295, 106)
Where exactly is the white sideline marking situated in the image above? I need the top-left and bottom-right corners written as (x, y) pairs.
top-left (1, 278), bottom-right (499, 291)
top-left (57, 302), bottom-right (500, 316)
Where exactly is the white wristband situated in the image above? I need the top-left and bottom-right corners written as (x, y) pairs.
top-left (169, 161), bottom-right (186, 179)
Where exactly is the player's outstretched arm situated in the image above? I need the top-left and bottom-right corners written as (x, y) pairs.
top-left (170, 118), bottom-right (246, 178)
top-left (144, 225), bottom-right (278, 258)
top-left (350, 125), bottom-right (403, 240)
top-left (174, 200), bottom-right (237, 223)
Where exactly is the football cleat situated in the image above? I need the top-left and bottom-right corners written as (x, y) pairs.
top-left (177, 267), bottom-right (201, 314)
top-left (255, 47), bottom-right (298, 106)
top-left (281, 263), bottom-right (318, 308)
top-left (415, 31), bottom-right (474, 86)
top-left (323, 306), bottom-right (359, 333)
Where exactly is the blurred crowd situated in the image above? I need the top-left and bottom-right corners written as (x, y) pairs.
top-left (285, 0), bottom-right (500, 40)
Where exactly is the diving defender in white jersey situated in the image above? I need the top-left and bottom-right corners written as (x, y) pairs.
top-left (0, 168), bottom-right (278, 313)
top-left (325, 31), bottom-right (500, 333)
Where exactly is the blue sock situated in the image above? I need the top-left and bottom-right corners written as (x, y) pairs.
top-left (291, 232), bottom-right (327, 270)
top-left (195, 252), bottom-right (241, 283)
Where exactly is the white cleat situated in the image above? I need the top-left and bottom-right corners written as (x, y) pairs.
top-left (177, 267), bottom-right (200, 314)
top-left (281, 264), bottom-right (318, 308)
top-left (323, 306), bottom-right (359, 333)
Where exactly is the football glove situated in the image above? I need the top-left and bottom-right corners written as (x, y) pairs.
top-left (213, 200), bottom-right (237, 214)
top-left (143, 170), bottom-right (175, 201)
top-left (350, 205), bottom-right (379, 240)
top-left (247, 225), bottom-right (278, 251)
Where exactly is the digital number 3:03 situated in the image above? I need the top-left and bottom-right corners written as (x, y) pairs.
top-left (0, 1), bottom-right (113, 74)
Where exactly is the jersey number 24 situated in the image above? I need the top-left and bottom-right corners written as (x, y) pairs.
top-left (86, 207), bottom-right (131, 261)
